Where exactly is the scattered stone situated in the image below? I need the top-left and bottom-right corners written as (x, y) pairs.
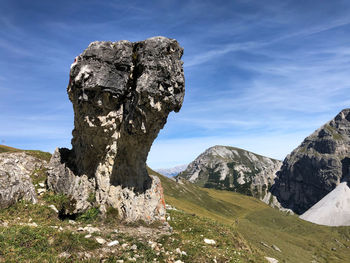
top-left (48, 204), bottom-right (59, 213)
top-left (68, 220), bottom-right (76, 225)
top-left (148, 240), bottom-right (157, 249)
top-left (260, 241), bottom-right (269, 248)
top-left (127, 258), bottom-right (136, 262)
top-left (37, 188), bottom-right (46, 195)
top-left (167, 216), bottom-right (171, 221)
top-left (165, 204), bottom-right (177, 211)
top-left (38, 182), bottom-right (45, 188)
top-left (130, 244), bottom-right (137, 250)
top-left (204, 238), bottom-right (216, 245)
top-left (116, 260), bottom-right (124, 263)
top-left (59, 252), bottom-right (71, 258)
top-left (47, 36), bottom-right (185, 223)
top-left (95, 237), bottom-right (106, 244)
top-left (174, 260), bottom-right (184, 263)
top-left (84, 234), bottom-right (92, 238)
top-left (272, 244), bottom-right (281, 252)
top-left (48, 238), bottom-right (54, 245)
top-left (80, 226), bottom-right (100, 233)
top-left (107, 240), bottom-right (119, 247)
top-left (265, 257), bottom-right (278, 263)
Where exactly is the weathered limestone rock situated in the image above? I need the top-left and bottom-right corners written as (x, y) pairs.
top-left (47, 36), bottom-right (185, 222)
top-left (271, 109), bottom-right (350, 214)
top-left (0, 152), bottom-right (44, 208)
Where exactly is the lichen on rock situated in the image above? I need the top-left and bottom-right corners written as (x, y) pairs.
top-left (47, 36), bottom-right (185, 223)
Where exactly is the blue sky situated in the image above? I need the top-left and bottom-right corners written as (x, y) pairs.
top-left (1, 0), bottom-right (350, 168)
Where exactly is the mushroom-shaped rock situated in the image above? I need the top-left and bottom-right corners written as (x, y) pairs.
top-left (47, 37), bottom-right (185, 223)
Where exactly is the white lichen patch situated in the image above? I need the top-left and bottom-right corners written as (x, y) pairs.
top-left (149, 97), bottom-right (162, 111)
top-left (84, 116), bottom-right (96, 127)
top-left (75, 65), bottom-right (92, 82)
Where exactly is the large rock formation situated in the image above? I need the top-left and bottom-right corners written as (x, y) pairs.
top-left (177, 145), bottom-right (282, 199)
top-left (0, 152), bottom-right (45, 208)
top-left (271, 109), bottom-right (350, 214)
top-left (47, 37), bottom-right (185, 223)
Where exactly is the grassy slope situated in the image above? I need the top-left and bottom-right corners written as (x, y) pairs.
top-left (0, 147), bottom-right (264, 262)
top-left (0, 145), bottom-right (51, 162)
top-left (0, 146), bottom-right (348, 262)
top-left (153, 168), bottom-right (350, 263)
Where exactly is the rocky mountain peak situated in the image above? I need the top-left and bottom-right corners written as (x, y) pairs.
top-left (178, 145), bottom-right (282, 199)
top-left (271, 108), bottom-right (350, 214)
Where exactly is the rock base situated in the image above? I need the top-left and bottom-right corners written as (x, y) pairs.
top-left (48, 148), bottom-right (166, 223)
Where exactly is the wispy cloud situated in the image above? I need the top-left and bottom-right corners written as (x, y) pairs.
top-left (1, 0), bottom-right (350, 168)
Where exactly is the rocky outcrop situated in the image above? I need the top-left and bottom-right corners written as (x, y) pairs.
top-left (271, 109), bottom-right (350, 214)
top-left (177, 145), bottom-right (282, 199)
top-left (0, 152), bottom-right (45, 208)
top-left (47, 37), bottom-right (185, 223)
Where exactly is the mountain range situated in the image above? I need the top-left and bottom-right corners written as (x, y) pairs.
top-left (155, 164), bottom-right (188, 177)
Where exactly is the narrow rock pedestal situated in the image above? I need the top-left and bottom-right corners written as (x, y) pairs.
top-left (47, 37), bottom-right (185, 223)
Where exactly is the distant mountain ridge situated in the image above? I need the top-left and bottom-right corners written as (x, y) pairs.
top-left (177, 145), bottom-right (282, 199)
top-left (155, 164), bottom-right (188, 177)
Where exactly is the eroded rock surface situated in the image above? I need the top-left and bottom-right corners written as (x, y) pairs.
top-left (271, 109), bottom-right (350, 214)
top-left (0, 152), bottom-right (45, 208)
top-left (177, 145), bottom-right (282, 199)
top-left (47, 36), bottom-right (185, 222)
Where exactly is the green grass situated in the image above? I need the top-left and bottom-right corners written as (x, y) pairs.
top-left (0, 145), bottom-right (51, 162)
top-left (150, 168), bottom-right (350, 263)
top-left (160, 209), bottom-right (264, 262)
top-left (0, 226), bottom-right (100, 262)
top-left (24, 150), bottom-right (52, 162)
top-left (1, 147), bottom-right (349, 262)
top-left (0, 145), bottom-right (19, 153)
top-left (325, 124), bottom-right (344, 141)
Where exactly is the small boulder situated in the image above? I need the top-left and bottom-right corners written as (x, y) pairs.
top-left (204, 238), bottom-right (216, 245)
top-left (0, 152), bottom-right (44, 208)
top-left (107, 240), bottom-right (119, 247)
top-left (265, 257), bottom-right (278, 263)
top-left (95, 237), bottom-right (106, 244)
